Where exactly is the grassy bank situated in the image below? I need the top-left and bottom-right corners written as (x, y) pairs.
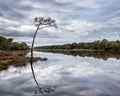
top-left (0, 50), bottom-right (47, 71)
top-left (36, 39), bottom-right (120, 52)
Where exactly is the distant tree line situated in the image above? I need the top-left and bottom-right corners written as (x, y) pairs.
top-left (0, 36), bottom-right (28, 50)
top-left (38, 39), bottom-right (120, 51)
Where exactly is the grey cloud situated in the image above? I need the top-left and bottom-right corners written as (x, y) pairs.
top-left (0, 0), bottom-right (119, 46)
top-left (0, 28), bottom-right (59, 39)
top-left (0, 0), bottom-right (30, 22)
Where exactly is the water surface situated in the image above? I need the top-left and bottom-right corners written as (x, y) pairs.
top-left (0, 51), bottom-right (120, 96)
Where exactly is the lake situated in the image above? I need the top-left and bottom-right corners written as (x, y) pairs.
top-left (0, 51), bottom-right (120, 96)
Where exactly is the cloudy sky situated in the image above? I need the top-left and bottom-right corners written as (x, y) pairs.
top-left (0, 0), bottom-right (120, 46)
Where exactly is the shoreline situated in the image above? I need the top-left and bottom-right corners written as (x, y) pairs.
top-left (35, 48), bottom-right (120, 52)
top-left (34, 48), bottom-right (120, 60)
top-left (0, 50), bottom-right (47, 71)
top-left (35, 48), bottom-right (108, 52)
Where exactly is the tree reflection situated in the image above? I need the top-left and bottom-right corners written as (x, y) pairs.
top-left (30, 62), bottom-right (55, 94)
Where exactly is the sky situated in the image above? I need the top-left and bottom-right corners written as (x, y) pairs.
top-left (0, 0), bottom-right (120, 46)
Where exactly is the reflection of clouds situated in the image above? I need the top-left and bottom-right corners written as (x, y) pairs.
top-left (27, 52), bottom-right (120, 81)
top-left (35, 61), bottom-right (104, 81)
top-left (0, 52), bottom-right (120, 96)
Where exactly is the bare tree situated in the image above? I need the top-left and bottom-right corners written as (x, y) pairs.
top-left (30, 17), bottom-right (57, 94)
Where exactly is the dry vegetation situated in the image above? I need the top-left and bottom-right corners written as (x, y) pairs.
top-left (0, 50), bottom-right (47, 71)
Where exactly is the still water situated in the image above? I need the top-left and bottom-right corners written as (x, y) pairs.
top-left (0, 51), bottom-right (120, 96)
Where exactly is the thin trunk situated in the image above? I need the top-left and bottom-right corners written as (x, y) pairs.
top-left (30, 23), bottom-right (41, 90)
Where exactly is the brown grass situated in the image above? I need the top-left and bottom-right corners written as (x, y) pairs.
top-left (0, 50), bottom-right (47, 71)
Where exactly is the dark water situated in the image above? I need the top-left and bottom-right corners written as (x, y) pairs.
top-left (0, 51), bottom-right (120, 96)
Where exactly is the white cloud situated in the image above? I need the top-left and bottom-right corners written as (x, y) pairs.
top-left (7, 24), bottom-right (34, 32)
top-left (75, 0), bottom-right (99, 9)
top-left (0, 17), bottom-right (20, 25)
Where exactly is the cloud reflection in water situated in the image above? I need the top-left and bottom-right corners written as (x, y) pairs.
top-left (0, 52), bottom-right (120, 96)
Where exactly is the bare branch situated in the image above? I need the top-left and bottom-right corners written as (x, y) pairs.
top-left (34, 17), bottom-right (57, 28)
